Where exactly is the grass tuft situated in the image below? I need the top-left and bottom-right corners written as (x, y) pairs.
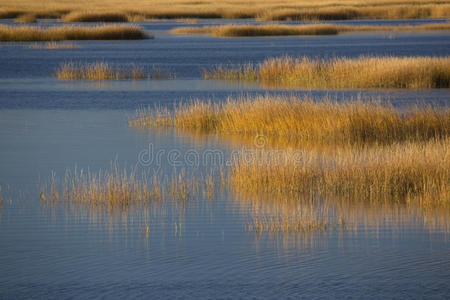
top-left (56, 62), bottom-right (149, 80)
top-left (0, 24), bottom-right (150, 42)
top-left (203, 56), bottom-right (450, 89)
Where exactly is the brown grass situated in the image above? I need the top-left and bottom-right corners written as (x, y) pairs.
top-left (63, 11), bottom-right (129, 22)
top-left (229, 138), bottom-right (450, 205)
top-left (39, 165), bottom-right (219, 214)
top-left (0, 0), bottom-right (449, 21)
top-left (203, 56), bottom-right (450, 89)
top-left (0, 24), bottom-right (150, 42)
top-left (171, 23), bottom-right (450, 37)
top-left (56, 62), bottom-right (148, 80)
top-left (14, 13), bottom-right (36, 23)
top-left (39, 167), bottom-right (162, 212)
top-left (131, 96), bottom-right (450, 146)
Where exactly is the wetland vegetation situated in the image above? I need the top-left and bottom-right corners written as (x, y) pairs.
top-left (171, 23), bottom-right (450, 37)
top-left (1, 0), bottom-right (449, 22)
top-left (0, 24), bottom-right (150, 42)
top-left (203, 56), bottom-right (450, 89)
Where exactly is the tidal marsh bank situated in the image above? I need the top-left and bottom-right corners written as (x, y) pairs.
top-left (204, 56), bottom-right (450, 89)
top-left (131, 96), bottom-right (450, 146)
top-left (0, 24), bottom-right (150, 42)
top-left (171, 23), bottom-right (450, 37)
top-left (1, 0), bottom-right (449, 22)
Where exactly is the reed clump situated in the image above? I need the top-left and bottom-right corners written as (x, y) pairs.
top-left (229, 138), bottom-right (450, 205)
top-left (39, 167), bottom-right (162, 212)
top-left (39, 166), bottom-right (218, 214)
top-left (132, 96), bottom-right (450, 146)
top-left (0, 24), bottom-right (150, 42)
top-left (204, 56), bottom-right (450, 89)
top-left (171, 23), bottom-right (450, 37)
top-left (56, 62), bottom-right (147, 80)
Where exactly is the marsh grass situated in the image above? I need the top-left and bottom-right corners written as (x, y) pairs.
top-left (204, 56), bottom-right (450, 89)
top-left (56, 62), bottom-right (150, 80)
top-left (0, 24), bottom-right (150, 42)
top-left (14, 13), bottom-right (36, 23)
top-left (229, 138), bottom-right (450, 205)
top-left (28, 41), bottom-right (80, 49)
top-left (1, 0), bottom-right (449, 22)
top-left (171, 23), bottom-right (450, 37)
top-left (132, 96), bottom-right (450, 146)
top-left (39, 166), bottom-right (162, 212)
top-left (39, 165), bottom-right (221, 214)
top-left (63, 11), bottom-right (129, 22)
top-left (131, 95), bottom-right (449, 209)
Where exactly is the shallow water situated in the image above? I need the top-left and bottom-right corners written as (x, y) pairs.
top-left (0, 20), bottom-right (449, 298)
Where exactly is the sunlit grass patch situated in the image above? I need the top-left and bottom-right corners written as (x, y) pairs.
top-left (63, 11), bottom-right (129, 22)
top-left (56, 62), bottom-right (149, 80)
top-left (203, 56), bottom-right (450, 89)
top-left (1, 0), bottom-right (450, 22)
top-left (131, 96), bottom-right (450, 146)
top-left (171, 23), bottom-right (450, 37)
top-left (229, 138), bottom-right (450, 205)
top-left (39, 165), bottom-right (221, 214)
top-left (0, 24), bottom-right (150, 42)
top-left (259, 4), bottom-right (450, 21)
top-left (39, 166), bottom-right (162, 212)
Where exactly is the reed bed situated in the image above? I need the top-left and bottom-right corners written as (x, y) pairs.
top-left (56, 62), bottom-right (149, 80)
top-left (28, 42), bottom-right (80, 49)
top-left (171, 23), bottom-right (450, 37)
top-left (204, 56), bottom-right (450, 89)
top-left (1, 0), bottom-right (449, 21)
top-left (0, 24), bottom-right (150, 42)
top-left (132, 96), bottom-right (450, 146)
top-left (229, 138), bottom-right (450, 206)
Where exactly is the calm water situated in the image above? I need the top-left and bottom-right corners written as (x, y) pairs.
top-left (0, 19), bottom-right (449, 299)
